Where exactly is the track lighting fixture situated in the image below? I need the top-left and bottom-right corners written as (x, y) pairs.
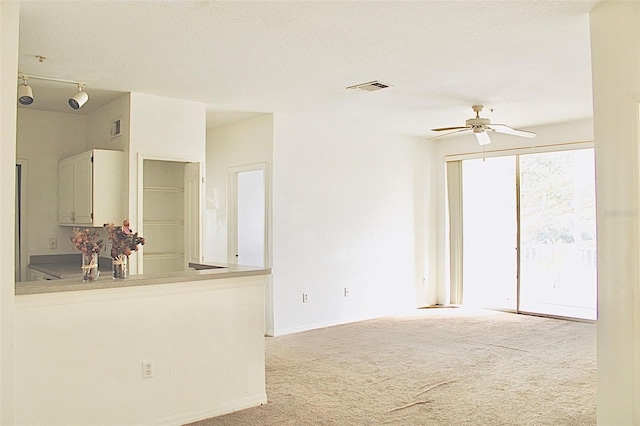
top-left (68, 84), bottom-right (88, 110)
top-left (17, 72), bottom-right (89, 110)
top-left (18, 75), bottom-right (34, 105)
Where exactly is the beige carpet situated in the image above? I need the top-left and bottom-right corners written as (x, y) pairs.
top-left (190, 308), bottom-right (596, 425)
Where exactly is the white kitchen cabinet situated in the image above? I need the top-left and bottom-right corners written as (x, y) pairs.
top-left (58, 149), bottom-right (125, 226)
top-left (28, 268), bottom-right (57, 281)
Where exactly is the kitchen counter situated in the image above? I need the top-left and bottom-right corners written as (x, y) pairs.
top-left (18, 257), bottom-right (270, 296)
top-left (28, 254), bottom-right (113, 280)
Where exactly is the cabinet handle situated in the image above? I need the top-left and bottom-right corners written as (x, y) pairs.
top-left (71, 211), bottom-right (75, 222)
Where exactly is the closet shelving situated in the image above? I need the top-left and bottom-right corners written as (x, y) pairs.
top-left (142, 161), bottom-right (186, 273)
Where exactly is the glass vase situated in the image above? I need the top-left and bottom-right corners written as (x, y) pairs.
top-left (81, 252), bottom-right (100, 282)
top-left (112, 254), bottom-right (128, 280)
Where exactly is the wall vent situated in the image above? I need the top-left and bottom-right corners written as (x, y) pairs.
top-left (346, 80), bottom-right (393, 92)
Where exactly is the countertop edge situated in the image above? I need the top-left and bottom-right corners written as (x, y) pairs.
top-left (16, 263), bottom-right (271, 296)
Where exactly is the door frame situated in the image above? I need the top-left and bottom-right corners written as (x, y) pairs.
top-left (16, 159), bottom-right (28, 282)
top-left (136, 153), bottom-right (203, 275)
top-left (226, 162), bottom-right (271, 268)
top-left (446, 141), bottom-right (595, 316)
top-left (227, 162), bottom-right (273, 336)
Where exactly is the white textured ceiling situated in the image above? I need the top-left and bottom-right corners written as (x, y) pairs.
top-left (17, 0), bottom-right (601, 135)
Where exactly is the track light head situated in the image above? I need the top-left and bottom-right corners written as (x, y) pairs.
top-left (18, 73), bottom-right (90, 110)
top-left (18, 76), bottom-right (34, 105)
top-left (69, 84), bottom-right (88, 110)
top-left (18, 84), bottom-right (34, 105)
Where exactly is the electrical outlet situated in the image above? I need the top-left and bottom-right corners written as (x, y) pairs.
top-left (302, 293), bottom-right (308, 303)
top-left (48, 238), bottom-right (57, 249)
top-left (344, 287), bottom-right (349, 297)
top-left (142, 361), bottom-right (153, 379)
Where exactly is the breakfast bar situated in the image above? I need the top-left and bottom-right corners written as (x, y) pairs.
top-left (18, 258), bottom-right (270, 295)
top-left (14, 262), bottom-right (271, 425)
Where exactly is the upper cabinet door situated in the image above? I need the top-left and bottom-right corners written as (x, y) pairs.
top-left (58, 149), bottom-right (124, 227)
top-left (73, 151), bottom-right (94, 225)
top-left (58, 159), bottom-right (75, 224)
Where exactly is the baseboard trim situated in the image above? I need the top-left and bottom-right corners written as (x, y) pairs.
top-left (143, 393), bottom-right (268, 426)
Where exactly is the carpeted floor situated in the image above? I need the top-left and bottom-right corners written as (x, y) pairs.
top-left (189, 308), bottom-right (596, 425)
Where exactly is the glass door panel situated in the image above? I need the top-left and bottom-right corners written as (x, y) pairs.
top-left (462, 157), bottom-right (518, 310)
top-left (519, 149), bottom-right (597, 320)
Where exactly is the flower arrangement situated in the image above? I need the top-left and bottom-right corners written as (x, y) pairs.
top-left (104, 219), bottom-right (145, 257)
top-left (70, 227), bottom-right (104, 255)
top-left (104, 219), bottom-right (145, 279)
top-left (70, 228), bottom-right (103, 281)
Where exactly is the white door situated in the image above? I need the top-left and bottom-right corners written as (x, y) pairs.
top-left (58, 159), bottom-right (75, 224)
top-left (73, 151), bottom-right (93, 224)
top-left (519, 149), bottom-right (597, 319)
top-left (458, 149), bottom-right (597, 320)
top-left (462, 156), bottom-right (518, 310)
top-left (236, 169), bottom-right (265, 266)
top-left (228, 164), bottom-right (271, 335)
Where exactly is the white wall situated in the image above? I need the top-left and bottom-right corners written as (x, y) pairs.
top-left (128, 92), bottom-right (206, 210)
top-left (128, 93), bottom-right (207, 273)
top-left (16, 109), bottom-right (86, 256)
top-left (205, 114), bottom-right (273, 262)
top-left (271, 113), bottom-right (428, 335)
top-left (14, 277), bottom-right (267, 425)
top-left (129, 92), bottom-right (205, 164)
top-left (416, 138), bottom-right (439, 307)
top-left (86, 93), bottom-right (130, 153)
top-left (0, 3), bottom-right (19, 423)
top-left (590, 1), bottom-right (640, 423)
top-left (433, 118), bottom-right (594, 305)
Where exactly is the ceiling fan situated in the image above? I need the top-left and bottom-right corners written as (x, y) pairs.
top-left (430, 105), bottom-right (536, 145)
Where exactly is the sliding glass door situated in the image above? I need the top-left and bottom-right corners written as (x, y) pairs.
top-left (462, 156), bottom-right (518, 310)
top-left (458, 148), bottom-right (597, 320)
top-left (519, 150), bottom-right (597, 319)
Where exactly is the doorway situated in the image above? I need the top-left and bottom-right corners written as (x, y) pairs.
top-left (461, 156), bottom-right (518, 311)
top-left (138, 156), bottom-right (202, 275)
top-left (456, 148), bottom-right (597, 320)
top-left (227, 164), bottom-right (268, 267)
top-left (518, 149), bottom-right (597, 319)
top-left (227, 162), bottom-right (273, 336)
top-left (15, 161), bottom-right (27, 282)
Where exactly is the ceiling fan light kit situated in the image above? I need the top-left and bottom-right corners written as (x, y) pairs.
top-left (473, 126), bottom-right (491, 146)
top-left (430, 105), bottom-right (536, 145)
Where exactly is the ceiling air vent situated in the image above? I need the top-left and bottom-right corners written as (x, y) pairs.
top-left (346, 80), bottom-right (392, 92)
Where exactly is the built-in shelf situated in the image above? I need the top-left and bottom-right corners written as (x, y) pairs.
top-left (143, 186), bottom-right (184, 193)
top-left (143, 220), bottom-right (184, 226)
top-left (144, 252), bottom-right (184, 260)
top-left (142, 159), bottom-right (195, 274)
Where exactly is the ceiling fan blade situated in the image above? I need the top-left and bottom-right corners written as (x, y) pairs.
top-left (427, 128), bottom-right (471, 141)
top-left (430, 126), bottom-right (470, 132)
top-left (474, 130), bottom-right (491, 146)
top-left (487, 124), bottom-right (536, 138)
